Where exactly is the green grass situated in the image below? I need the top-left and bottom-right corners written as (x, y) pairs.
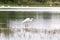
top-left (0, 4), bottom-right (60, 7)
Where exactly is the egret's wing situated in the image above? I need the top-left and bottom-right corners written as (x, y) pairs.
top-left (22, 18), bottom-right (30, 23)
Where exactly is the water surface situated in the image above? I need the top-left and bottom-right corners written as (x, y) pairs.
top-left (0, 11), bottom-right (60, 40)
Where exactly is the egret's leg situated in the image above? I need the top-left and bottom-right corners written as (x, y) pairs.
top-left (25, 23), bottom-right (28, 28)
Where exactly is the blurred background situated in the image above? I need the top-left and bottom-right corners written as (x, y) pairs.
top-left (0, 0), bottom-right (60, 6)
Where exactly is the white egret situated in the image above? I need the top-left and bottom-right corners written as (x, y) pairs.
top-left (22, 18), bottom-right (33, 27)
top-left (22, 18), bottom-right (33, 39)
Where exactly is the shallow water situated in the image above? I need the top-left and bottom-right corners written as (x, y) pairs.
top-left (0, 11), bottom-right (60, 40)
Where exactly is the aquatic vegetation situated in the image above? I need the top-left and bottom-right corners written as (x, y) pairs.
top-left (0, 28), bottom-right (13, 37)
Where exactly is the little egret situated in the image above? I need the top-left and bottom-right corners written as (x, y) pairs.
top-left (22, 18), bottom-right (33, 39)
top-left (22, 18), bottom-right (33, 27)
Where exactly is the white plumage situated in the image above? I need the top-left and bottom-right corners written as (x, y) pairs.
top-left (22, 18), bottom-right (33, 23)
top-left (22, 18), bottom-right (33, 27)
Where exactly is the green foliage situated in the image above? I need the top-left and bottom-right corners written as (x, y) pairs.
top-left (35, 0), bottom-right (47, 3)
top-left (0, 0), bottom-right (60, 5)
